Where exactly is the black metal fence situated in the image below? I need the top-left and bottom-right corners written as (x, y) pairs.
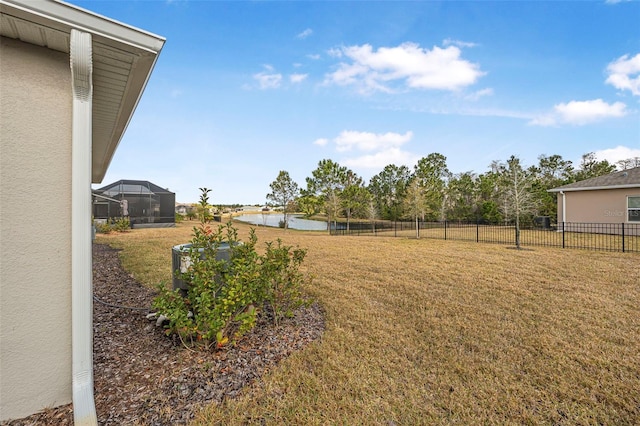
top-left (330, 220), bottom-right (640, 253)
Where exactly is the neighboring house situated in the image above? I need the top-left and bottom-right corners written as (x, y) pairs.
top-left (237, 205), bottom-right (262, 212)
top-left (93, 179), bottom-right (176, 228)
top-left (175, 203), bottom-right (191, 216)
top-left (0, 0), bottom-right (164, 423)
top-left (548, 167), bottom-right (640, 234)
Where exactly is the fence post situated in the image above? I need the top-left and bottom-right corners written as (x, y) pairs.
top-left (622, 222), bottom-right (625, 253)
top-left (562, 222), bottom-right (565, 249)
top-left (444, 220), bottom-right (447, 240)
top-left (476, 220), bottom-right (479, 243)
top-left (394, 221), bottom-right (397, 237)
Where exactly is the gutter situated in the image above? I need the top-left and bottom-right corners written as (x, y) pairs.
top-left (548, 183), bottom-right (640, 193)
top-left (70, 29), bottom-right (98, 425)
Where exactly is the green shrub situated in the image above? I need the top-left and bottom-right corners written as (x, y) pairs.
top-left (94, 221), bottom-right (111, 234)
top-left (111, 217), bottom-right (131, 232)
top-left (260, 239), bottom-right (308, 325)
top-left (152, 189), bottom-right (310, 350)
top-left (94, 217), bottom-right (130, 233)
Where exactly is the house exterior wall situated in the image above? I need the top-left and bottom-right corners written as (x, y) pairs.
top-left (0, 37), bottom-right (73, 420)
top-left (556, 187), bottom-right (640, 235)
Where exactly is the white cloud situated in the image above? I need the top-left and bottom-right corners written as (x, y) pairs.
top-left (605, 0), bottom-right (631, 4)
top-left (465, 88), bottom-right (494, 101)
top-left (343, 148), bottom-right (421, 170)
top-left (253, 65), bottom-right (282, 89)
top-left (443, 38), bottom-right (478, 48)
top-left (528, 114), bottom-right (557, 127)
top-left (307, 54), bottom-right (321, 60)
top-left (314, 130), bottom-right (418, 171)
top-left (333, 130), bottom-right (413, 152)
top-left (324, 42), bottom-right (484, 93)
top-left (327, 48), bottom-right (342, 58)
top-left (296, 28), bottom-right (313, 39)
top-left (290, 73), bottom-right (308, 84)
top-left (593, 145), bottom-right (640, 165)
top-left (529, 99), bottom-right (627, 126)
top-left (253, 72), bottom-right (282, 89)
top-left (606, 53), bottom-right (640, 96)
top-left (555, 99), bottom-right (627, 124)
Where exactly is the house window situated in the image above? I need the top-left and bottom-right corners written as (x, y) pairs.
top-left (629, 196), bottom-right (640, 222)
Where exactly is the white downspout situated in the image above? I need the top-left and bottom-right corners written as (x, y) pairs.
top-left (70, 29), bottom-right (98, 425)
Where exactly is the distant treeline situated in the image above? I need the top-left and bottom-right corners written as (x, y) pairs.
top-left (268, 152), bottom-right (639, 227)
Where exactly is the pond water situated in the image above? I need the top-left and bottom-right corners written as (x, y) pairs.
top-left (234, 213), bottom-right (329, 231)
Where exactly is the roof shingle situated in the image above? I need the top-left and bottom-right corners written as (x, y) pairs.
top-left (549, 167), bottom-right (640, 192)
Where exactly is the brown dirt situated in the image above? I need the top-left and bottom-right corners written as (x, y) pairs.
top-left (3, 243), bottom-right (324, 425)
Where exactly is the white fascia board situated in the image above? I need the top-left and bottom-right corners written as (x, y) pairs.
top-left (548, 184), bottom-right (640, 193)
top-left (0, 0), bottom-right (165, 54)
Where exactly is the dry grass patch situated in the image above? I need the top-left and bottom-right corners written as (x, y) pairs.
top-left (96, 220), bottom-right (640, 425)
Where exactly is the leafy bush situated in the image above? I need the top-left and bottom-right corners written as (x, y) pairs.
top-left (153, 189), bottom-right (310, 350)
top-left (94, 217), bottom-right (130, 233)
top-left (94, 221), bottom-right (112, 234)
top-left (111, 216), bottom-right (131, 232)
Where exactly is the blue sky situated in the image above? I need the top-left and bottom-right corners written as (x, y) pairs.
top-left (78, 0), bottom-right (640, 204)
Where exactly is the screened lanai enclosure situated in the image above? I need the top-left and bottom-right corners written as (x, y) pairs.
top-left (93, 180), bottom-right (175, 228)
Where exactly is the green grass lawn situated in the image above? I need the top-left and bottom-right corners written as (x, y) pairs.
top-left (97, 220), bottom-right (640, 425)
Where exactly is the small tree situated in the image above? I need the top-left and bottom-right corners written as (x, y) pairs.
top-left (499, 156), bottom-right (537, 249)
top-left (403, 179), bottom-right (428, 239)
top-left (365, 198), bottom-right (378, 233)
top-left (267, 171), bottom-right (299, 231)
top-left (304, 159), bottom-right (348, 232)
top-left (196, 187), bottom-right (213, 222)
top-left (325, 190), bottom-right (342, 233)
top-left (340, 171), bottom-right (367, 232)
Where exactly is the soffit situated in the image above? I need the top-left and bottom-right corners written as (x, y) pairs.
top-left (0, 0), bottom-right (165, 183)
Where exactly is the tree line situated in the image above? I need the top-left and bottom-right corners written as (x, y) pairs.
top-left (267, 153), bottom-right (639, 231)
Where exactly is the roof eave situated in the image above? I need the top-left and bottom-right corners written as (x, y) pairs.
top-left (548, 184), bottom-right (640, 193)
top-left (1, 0), bottom-right (165, 53)
top-left (0, 0), bottom-right (165, 183)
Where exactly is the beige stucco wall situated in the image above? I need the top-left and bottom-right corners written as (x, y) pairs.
top-left (556, 187), bottom-right (640, 236)
top-left (557, 188), bottom-right (640, 223)
top-left (0, 37), bottom-right (73, 421)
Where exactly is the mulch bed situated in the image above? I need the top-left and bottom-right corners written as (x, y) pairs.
top-left (4, 243), bottom-right (324, 425)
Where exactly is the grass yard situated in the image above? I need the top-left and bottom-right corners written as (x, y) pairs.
top-left (96, 219), bottom-right (640, 425)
